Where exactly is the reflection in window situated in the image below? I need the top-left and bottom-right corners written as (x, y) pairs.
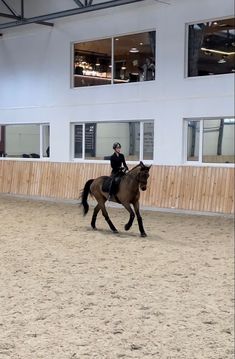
top-left (74, 124), bottom-right (83, 158)
top-left (72, 121), bottom-right (154, 162)
top-left (114, 31), bottom-right (155, 83)
top-left (74, 38), bottom-right (112, 87)
top-left (188, 18), bottom-right (235, 77)
top-left (143, 122), bottom-right (154, 160)
top-left (187, 120), bottom-right (200, 161)
top-left (186, 118), bottom-right (235, 164)
top-left (0, 124), bottom-right (50, 159)
top-left (73, 31), bottom-right (156, 87)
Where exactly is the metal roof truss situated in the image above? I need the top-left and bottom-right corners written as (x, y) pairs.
top-left (0, 0), bottom-right (146, 35)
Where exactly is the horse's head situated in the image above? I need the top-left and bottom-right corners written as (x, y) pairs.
top-left (138, 161), bottom-right (151, 191)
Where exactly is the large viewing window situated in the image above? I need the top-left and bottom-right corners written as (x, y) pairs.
top-left (0, 124), bottom-right (50, 159)
top-left (185, 117), bottom-right (235, 164)
top-left (188, 17), bottom-right (235, 77)
top-left (73, 31), bottom-right (156, 87)
top-left (72, 121), bottom-right (154, 161)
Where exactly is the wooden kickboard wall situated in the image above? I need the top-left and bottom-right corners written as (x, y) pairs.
top-left (0, 160), bottom-right (234, 214)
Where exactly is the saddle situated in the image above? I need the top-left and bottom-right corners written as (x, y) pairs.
top-left (102, 169), bottom-right (126, 195)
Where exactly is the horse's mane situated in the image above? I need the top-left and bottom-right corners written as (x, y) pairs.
top-left (128, 161), bottom-right (149, 173)
top-left (128, 163), bottom-right (141, 173)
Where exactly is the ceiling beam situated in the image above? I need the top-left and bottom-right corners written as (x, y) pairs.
top-left (73, 0), bottom-right (85, 7)
top-left (0, 0), bottom-right (54, 28)
top-left (0, 12), bottom-right (54, 27)
top-left (0, 0), bottom-right (145, 30)
top-left (1, 0), bottom-right (18, 16)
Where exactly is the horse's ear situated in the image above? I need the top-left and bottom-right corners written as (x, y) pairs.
top-left (139, 161), bottom-right (144, 167)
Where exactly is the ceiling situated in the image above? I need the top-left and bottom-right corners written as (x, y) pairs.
top-left (0, 0), bottom-right (149, 34)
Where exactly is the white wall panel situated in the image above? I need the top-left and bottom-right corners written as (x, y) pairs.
top-left (0, 0), bottom-right (234, 164)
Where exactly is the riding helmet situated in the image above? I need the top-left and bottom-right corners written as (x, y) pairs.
top-left (113, 142), bottom-right (121, 149)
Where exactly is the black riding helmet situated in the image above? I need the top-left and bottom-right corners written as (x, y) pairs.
top-left (113, 142), bottom-right (121, 149)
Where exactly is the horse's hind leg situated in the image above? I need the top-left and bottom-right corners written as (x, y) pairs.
top-left (122, 203), bottom-right (135, 231)
top-left (99, 200), bottom-right (118, 233)
top-left (91, 204), bottom-right (100, 230)
top-left (133, 201), bottom-right (147, 237)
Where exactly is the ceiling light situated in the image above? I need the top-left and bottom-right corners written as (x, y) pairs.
top-left (201, 47), bottom-right (235, 56)
top-left (218, 58), bottom-right (226, 64)
top-left (129, 47), bottom-right (139, 53)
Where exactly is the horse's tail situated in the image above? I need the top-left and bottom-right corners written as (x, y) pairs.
top-left (80, 179), bottom-right (94, 215)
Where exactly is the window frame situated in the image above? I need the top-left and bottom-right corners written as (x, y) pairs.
top-left (183, 117), bottom-right (235, 167)
top-left (71, 29), bottom-right (156, 88)
top-left (71, 120), bottom-right (154, 164)
top-left (185, 16), bottom-right (235, 79)
top-left (0, 123), bottom-right (50, 161)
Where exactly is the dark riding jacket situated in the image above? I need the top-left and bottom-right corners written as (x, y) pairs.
top-left (110, 153), bottom-right (128, 175)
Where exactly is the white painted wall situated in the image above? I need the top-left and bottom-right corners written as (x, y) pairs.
top-left (0, 0), bottom-right (234, 164)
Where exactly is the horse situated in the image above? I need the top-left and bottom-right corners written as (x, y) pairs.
top-left (80, 161), bottom-right (151, 237)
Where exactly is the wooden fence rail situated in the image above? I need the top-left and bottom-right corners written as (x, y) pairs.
top-left (0, 161), bottom-right (234, 214)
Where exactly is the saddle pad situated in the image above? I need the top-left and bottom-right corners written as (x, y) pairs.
top-left (102, 176), bottom-right (112, 192)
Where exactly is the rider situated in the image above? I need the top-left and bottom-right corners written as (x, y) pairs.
top-left (108, 142), bottom-right (128, 200)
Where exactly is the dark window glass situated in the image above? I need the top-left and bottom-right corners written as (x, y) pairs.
top-left (114, 31), bottom-right (156, 83)
top-left (73, 31), bottom-right (156, 87)
top-left (188, 18), bottom-right (235, 76)
top-left (74, 38), bottom-right (112, 87)
top-left (74, 124), bottom-right (83, 158)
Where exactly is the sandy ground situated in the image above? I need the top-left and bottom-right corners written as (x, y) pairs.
top-left (0, 194), bottom-right (234, 359)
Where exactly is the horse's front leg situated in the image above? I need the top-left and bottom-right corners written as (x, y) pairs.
top-left (122, 203), bottom-right (135, 231)
top-left (133, 201), bottom-right (147, 237)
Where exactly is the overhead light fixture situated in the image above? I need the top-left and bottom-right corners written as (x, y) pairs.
top-left (121, 62), bottom-right (126, 70)
top-left (201, 47), bottom-right (235, 56)
top-left (129, 47), bottom-right (139, 53)
top-left (218, 57), bottom-right (227, 64)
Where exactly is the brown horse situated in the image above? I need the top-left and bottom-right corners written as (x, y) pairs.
top-left (80, 161), bottom-right (151, 237)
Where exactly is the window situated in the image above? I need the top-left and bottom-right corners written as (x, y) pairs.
top-left (72, 121), bottom-right (154, 161)
top-left (188, 17), bottom-right (235, 77)
top-left (0, 124), bottom-right (50, 159)
top-left (73, 31), bottom-right (156, 87)
top-left (185, 118), bottom-right (235, 164)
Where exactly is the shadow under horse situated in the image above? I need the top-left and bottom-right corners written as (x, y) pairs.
top-left (80, 161), bottom-right (151, 237)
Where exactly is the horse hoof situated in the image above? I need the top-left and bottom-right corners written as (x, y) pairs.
top-left (113, 229), bottom-right (119, 234)
top-left (141, 233), bottom-right (147, 237)
top-left (124, 224), bottom-right (130, 231)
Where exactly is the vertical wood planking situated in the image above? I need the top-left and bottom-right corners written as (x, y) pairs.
top-left (0, 160), bottom-right (234, 214)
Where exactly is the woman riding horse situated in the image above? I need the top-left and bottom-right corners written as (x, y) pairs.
top-left (80, 161), bottom-right (151, 237)
top-left (108, 142), bottom-right (128, 200)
